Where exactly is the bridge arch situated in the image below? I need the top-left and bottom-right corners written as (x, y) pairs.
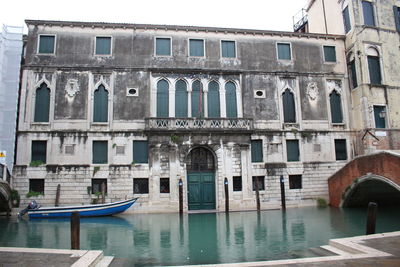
top-left (328, 151), bottom-right (400, 207)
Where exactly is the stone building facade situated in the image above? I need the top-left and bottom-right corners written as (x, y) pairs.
top-left (13, 20), bottom-right (351, 213)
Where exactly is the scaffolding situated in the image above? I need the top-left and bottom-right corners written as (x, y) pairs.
top-left (0, 25), bottom-right (23, 177)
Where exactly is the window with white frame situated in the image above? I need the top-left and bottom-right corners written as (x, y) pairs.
top-left (38, 35), bottom-right (55, 54)
top-left (362, 1), bottom-right (375, 26)
top-left (155, 38), bottom-right (171, 56)
top-left (277, 43), bottom-right (291, 60)
top-left (95, 37), bottom-right (112, 55)
top-left (189, 39), bottom-right (204, 57)
top-left (221, 40), bottom-right (236, 58)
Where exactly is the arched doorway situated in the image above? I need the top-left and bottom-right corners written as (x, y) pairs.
top-left (187, 147), bottom-right (216, 210)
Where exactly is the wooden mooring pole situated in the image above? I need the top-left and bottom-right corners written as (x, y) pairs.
top-left (55, 184), bottom-right (61, 207)
top-left (71, 212), bottom-right (80, 249)
top-left (366, 202), bottom-right (378, 235)
top-left (280, 175), bottom-right (286, 210)
top-left (255, 178), bottom-right (260, 211)
top-left (178, 179), bottom-right (183, 215)
top-left (224, 178), bottom-right (229, 213)
top-left (101, 182), bottom-right (106, 204)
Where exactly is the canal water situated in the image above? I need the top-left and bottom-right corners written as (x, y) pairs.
top-left (0, 206), bottom-right (399, 266)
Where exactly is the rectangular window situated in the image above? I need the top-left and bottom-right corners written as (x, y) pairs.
top-left (92, 141), bottom-right (108, 164)
top-left (29, 179), bottom-right (44, 194)
top-left (189, 39), bottom-right (204, 57)
top-left (277, 43), bottom-right (291, 60)
top-left (156, 38), bottom-right (171, 56)
top-left (133, 141), bottom-right (148, 164)
top-left (289, 175), bottom-right (302, 189)
top-left (160, 178), bottom-right (170, 193)
top-left (286, 140), bottom-right (300, 162)
top-left (31, 141), bottom-right (47, 164)
top-left (95, 37), bottom-right (111, 55)
top-left (251, 140), bottom-right (263, 163)
top-left (221, 40), bottom-right (236, 58)
top-left (323, 46), bottom-right (336, 62)
top-left (343, 6), bottom-right (351, 33)
top-left (394, 6), bottom-right (400, 32)
top-left (91, 179), bottom-right (107, 194)
top-left (335, 139), bottom-right (348, 160)
top-left (349, 60), bottom-right (358, 88)
top-left (134, 178), bottom-right (149, 194)
top-left (373, 106), bottom-right (386, 128)
top-left (368, 56), bottom-right (382, 85)
top-left (252, 176), bottom-right (265, 191)
top-left (38, 35), bottom-right (55, 54)
top-left (233, 176), bottom-right (242, 191)
top-left (362, 1), bottom-right (375, 26)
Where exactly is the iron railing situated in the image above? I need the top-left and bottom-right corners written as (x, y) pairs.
top-left (145, 118), bottom-right (253, 131)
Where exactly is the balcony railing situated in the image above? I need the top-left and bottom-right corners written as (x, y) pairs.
top-left (145, 118), bottom-right (253, 131)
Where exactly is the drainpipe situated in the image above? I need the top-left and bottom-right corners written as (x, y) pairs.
top-left (322, 0), bottom-right (328, 34)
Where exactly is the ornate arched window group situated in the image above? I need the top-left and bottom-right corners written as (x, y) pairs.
top-left (156, 79), bottom-right (238, 118)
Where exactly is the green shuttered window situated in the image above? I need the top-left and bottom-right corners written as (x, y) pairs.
top-left (330, 91), bottom-right (343, 123)
top-left (157, 80), bottom-right (169, 117)
top-left (92, 141), bottom-right (108, 164)
top-left (225, 82), bottom-right (237, 118)
top-left (277, 43), bottom-right (291, 60)
top-left (282, 89), bottom-right (296, 123)
top-left (362, 1), bottom-right (375, 26)
top-left (394, 6), bottom-right (400, 32)
top-left (334, 139), bottom-right (347, 161)
top-left (95, 37), bottom-right (111, 55)
top-left (343, 6), bottom-right (351, 33)
top-left (191, 80), bottom-right (204, 118)
top-left (156, 38), bottom-right (171, 56)
top-left (208, 81), bottom-right (220, 118)
top-left (189, 39), bottom-right (204, 57)
top-left (367, 56), bottom-right (382, 85)
top-left (373, 106), bottom-right (386, 128)
top-left (133, 141), bottom-right (148, 164)
top-left (324, 46), bottom-right (336, 62)
top-left (286, 140), bottom-right (299, 162)
top-left (34, 83), bottom-right (50, 122)
top-left (93, 85), bottom-right (109, 122)
top-left (38, 35), bottom-right (55, 54)
top-left (31, 141), bottom-right (47, 163)
top-left (251, 140), bottom-right (263, 163)
top-left (221, 41), bottom-right (235, 58)
top-left (175, 80), bottom-right (188, 117)
top-left (349, 60), bottom-right (358, 88)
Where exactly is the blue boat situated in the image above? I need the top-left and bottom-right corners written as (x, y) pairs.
top-left (22, 198), bottom-right (138, 219)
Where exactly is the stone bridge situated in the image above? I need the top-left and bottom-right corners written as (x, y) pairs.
top-left (328, 151), bottom-right (400, 207)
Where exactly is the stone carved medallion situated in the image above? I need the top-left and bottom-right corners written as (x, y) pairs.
top-left (65, 79), bottom-right (79, 97)
top-left (306, 82), bottom-right (319, 100)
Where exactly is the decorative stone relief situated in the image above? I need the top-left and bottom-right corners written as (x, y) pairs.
top-left (326, 79), bottom-right (342, 95)
top-left (306, 82), bottom-right (319, 100)
top-left (65, 79), bottom-right (79, 97)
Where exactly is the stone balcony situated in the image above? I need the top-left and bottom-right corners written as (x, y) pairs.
top-left (145, 118), bottom-right (254, 132)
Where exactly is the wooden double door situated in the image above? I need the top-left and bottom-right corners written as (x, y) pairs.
top-left (187, 172), bottom-right (215, 210)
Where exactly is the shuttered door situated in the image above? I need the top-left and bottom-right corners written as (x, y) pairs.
top-left (368, 56), bottom-right (382, 85)
top-left (330, 91), bottom-right (343, 123)
top-left (133, 141), bottom-right (148, 163)
top-left (93, 85), bottom-right (109, 122)
top-left (282, 89), bottom-right (296, 123)
top-left (251, 140), bottom-right (263, 162)
top-left (207, 81), bottom-right (220, 118)
top-left (34, 83), bottom-right (50, 122)
top-left (175, 80), bottom-right (188, 117)
top-left (225, 82), bottom-right (237, 118)
top-left (191, 80), bottom-right (204, 118)
top-left (92, 141), bottom-right (108, 164)
top-left (286, 140), bottom-right (299, 162)
top-left (157, 80), bottom-right (169, 117)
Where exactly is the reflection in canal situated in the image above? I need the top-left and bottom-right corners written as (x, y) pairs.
top-left (0, 206), bottom-right (399, 266)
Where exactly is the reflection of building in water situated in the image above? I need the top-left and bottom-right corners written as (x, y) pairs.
top-left (14, 19), bottom-right (353, 213)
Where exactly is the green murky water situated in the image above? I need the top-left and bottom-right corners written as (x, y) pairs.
top-left (0, 206), bottom-right (399, 266)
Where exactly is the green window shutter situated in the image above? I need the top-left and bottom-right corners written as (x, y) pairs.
top-left (334, 139), bottom-right (347, 160)
top-left (92, 141), bottom-right (108, 164)
top-left (38, 35), bottom-right (55, 54)
top-left (282, 89), bottom-right (296, 123)
top-left (362, 1), bottom-right (375, 26)
top-left (157, 80), bottom-right (169, 117)
top-left (394, 6), bottom-right (400, 32)
top-left (350, 60), bottom-right (358, 88)
top-left (330, 91), bottom-right (343, 123)
top-left (277, 43), bottom-right (291, 60)
top-left (191, 80), bottom-right (204, 118)
top-left (373, 106), bottom-right (386, 128)
top-left (225, 82), bottom-right (237, 118)
top-left (31, 141), bottom-right (47, 163)
top-left (175, 80), bottom-right (188, 117)
top-left (133, 141), bottom-right (148, 163)
top-left (367, 56), bottom-right (382, 85)
top-left (34, 83), bottom-right (50, 122)
top-left (189, 39), bottom-right (204, 57)
top-left (221, 41), bottom-right (235, 58)
top-left (96, 37), bottom-right (111, 55)
top-left (208, 81), bottom-right (220, 118)
top-left (251, 140), bottom-right (263, 163)
top-left (156, 38), bottom-right (171, 56)
top-left (286, 140), bottom-right (299, 162)
top-left (324, 46), bottom-right (336, 62)
top-left (93, 85), bottom-right (109, 122)
top-left (343, 6), bottom-right (351, 33)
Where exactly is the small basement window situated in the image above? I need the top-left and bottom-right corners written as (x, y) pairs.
top-left (29, 179), bottom-right (44, 194)
top-left (92, 179), bottom-right (107, 194)
top-left (289, 175), bottom-right (302, 189)
top-left (134, 178), bottom-right (149, 194)
top-left (252, 176), bottom-right (265, 191)
top-left (233, 176), bottom-right (242, 191)
top-left (160, 178), bottom-right (170, 193)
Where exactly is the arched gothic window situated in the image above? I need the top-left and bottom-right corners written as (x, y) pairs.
top-left (34, 83), bottom-right (50, 122)
top-left (225, 82), bottom-right (237, 118)
top-left (282, 89), bottom-right (296, 123)
top-left (93, 85), bottom-right (109, 122)
top-left (157, 80), bottom-right (169, 117)
top-left (330, 90), bottom-right (343, 123)
top-left (175, 80), bottom-right (188, 117)
top-left (208, 81), bottom-right (220, 118)
top-left (191, 80), bottom-right (204, 118)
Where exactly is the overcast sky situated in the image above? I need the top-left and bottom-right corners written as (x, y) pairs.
top-left (1, 0), bottom-right (309, 32)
